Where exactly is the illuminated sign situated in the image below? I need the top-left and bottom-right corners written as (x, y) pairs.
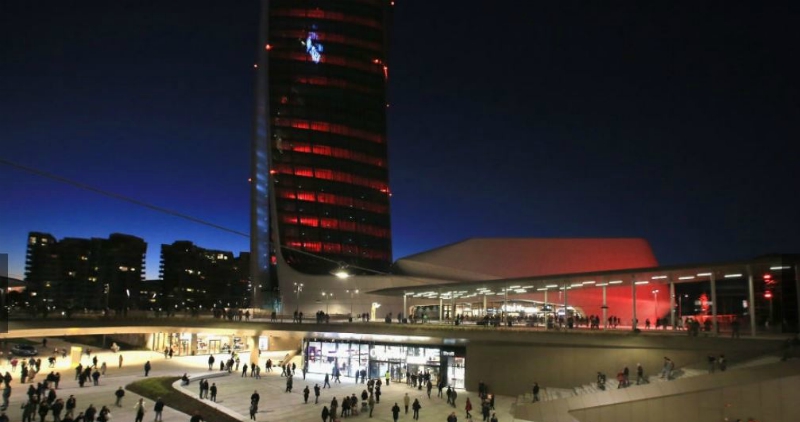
top-left (305, 32), bottom-right (323, 63)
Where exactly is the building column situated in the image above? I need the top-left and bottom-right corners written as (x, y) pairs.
top-left (747, 267), bottom-right (757, 337)
top-left (403, 294), bottom-right (408, 322)
top-left (669, 279), bottom-right (676, 329)
top-left (543, 289), bottom-right (549, 323)
top-left (563, 284), bottom-right (568, 321)
top-left (795, 264), bottom-right (800, 332)
top-left (503, 288), bottom-right (509, 322)
top-left (483, 294), bottom-right (487, 316)
top-left (631, 276), bottom-right (637, 331)
top-left (602, 284), bottom-right (608, 330)
top-left (439, 296), bottom-right (443, 321)
top-left (248, 336), bottom-right (260, 365)
top-left (710, 272), bottom-right (718, 335)
top-left (190, 333), bottom-right (198, 355)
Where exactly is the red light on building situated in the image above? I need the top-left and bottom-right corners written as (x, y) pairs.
top-left (763, 274), bottom-right (772, 280)
top-left (265, 44), bottom-right (272, 51)
top-left (764, 291), bottom-right (773, 299)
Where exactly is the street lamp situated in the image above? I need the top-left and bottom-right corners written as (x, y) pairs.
top-left (293, 282), bottom-right (304, 313)
top-left (332, 265), bottom-right (351, 279)
top-left (652, 289), bottom-right (660, 320)
top-left (346, 289), bottom-right (359, 317)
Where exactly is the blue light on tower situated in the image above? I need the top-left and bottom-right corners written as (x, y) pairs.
top-left (305, 32), bottom-right (323, 63)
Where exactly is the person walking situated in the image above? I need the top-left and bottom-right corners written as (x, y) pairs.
top-left (209, 384), bottom-right (217, 402)
top-left (321, 406), bottom-right (330, 422)
top-left (65, 396), bottom-right (76, 418)
top-left (249, 401), bottom-right (257, 421)
top-left (368, 394), bottom-right (375, 418)
top-left (143, 362), bottom-right (151, 377)
top-left (303, 386), bottom-right (310, 404)
top-left (636, 364), bottom-right (646, 385)
top-left (465, 398), bottom-right (472, 418)
top-left (207, 356), bottom-right (215, 371)
top-left (114, 387), bottom-right (125, 407)
top-left (118, 355), bottom-right (123, 369)
top-left (403, 393), bottom-right (410, 414)
top-left (448, 411), bottom-right (458, 422)
top-left (323, 374), bottom-right (331, 389)
top-left (100, 363), bottom-right (107, 376)
top-left (37, 401), bottom-right (50, 422)
top-left (85, 404), bottom-right (97, 422)
top-left (412, 398), bottom-right (421, 420)
top-left (391, 403), bottom-right (400, 422)
top-left (133, 398), bottom-right (146, 422)
top-left (153, 398), bottom-right (164, 422)
top-left (314, 384), bottom-right (321, 404)
top-left (532, 382), bottom-right (540, 402)
top-left (330, 397), bottom-right (338, 421)
top-left (51, 398), bottom-right (64, 422)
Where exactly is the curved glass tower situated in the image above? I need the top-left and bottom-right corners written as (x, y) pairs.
top-left (252, 0), bottom-right (393, 300)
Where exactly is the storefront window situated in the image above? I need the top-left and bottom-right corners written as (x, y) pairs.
top-left (303, 340), bottom-right (466, 388)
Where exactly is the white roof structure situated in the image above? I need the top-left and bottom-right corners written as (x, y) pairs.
top-left (393, 237), bottom-right (659, 281)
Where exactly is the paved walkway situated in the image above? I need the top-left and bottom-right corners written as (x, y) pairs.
top-left (176, 363), bottom-right (515, 422)
top-left (2, 338), bottom-right (516, 422)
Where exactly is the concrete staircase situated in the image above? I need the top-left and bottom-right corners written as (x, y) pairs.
top-left (516, 354), bottom-right (783, 405)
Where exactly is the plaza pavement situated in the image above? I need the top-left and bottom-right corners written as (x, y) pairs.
top-left (2, 338), bottom-right (516, 422)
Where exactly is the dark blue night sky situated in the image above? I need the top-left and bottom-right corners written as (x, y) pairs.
top-left (2, 1), bottom-right (798, 280)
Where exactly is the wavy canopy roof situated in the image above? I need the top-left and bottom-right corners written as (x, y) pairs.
top-left (394, 238), bottom-right (658, 281)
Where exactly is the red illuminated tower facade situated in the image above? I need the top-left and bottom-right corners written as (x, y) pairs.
top-left (251, 0), bottom-right (393, 288)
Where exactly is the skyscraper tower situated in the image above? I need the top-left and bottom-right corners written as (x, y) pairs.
top-left (251, 0), bottom-right (393, 306)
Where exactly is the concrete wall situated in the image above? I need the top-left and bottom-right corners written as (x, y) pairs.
top-left (109, 333), bottom-right (148, 348)
top-left (467, 343), bottom-right (722, 396)
top-left (265, 332), bottom-right (303, 352)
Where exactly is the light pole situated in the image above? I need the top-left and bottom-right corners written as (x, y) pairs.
top-left (652, 289), bottom-right (660, 321)
top-left (321, 292), bottom-right (332, 314)
top-left (346, 289), bottom-right (359, 317)
top-left (293, 282), bottom-right (303, 313)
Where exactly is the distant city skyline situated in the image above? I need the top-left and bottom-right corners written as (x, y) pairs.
top-left (2, 1), bottom-right (799, 281)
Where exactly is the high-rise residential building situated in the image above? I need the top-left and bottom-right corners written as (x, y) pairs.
top-left (160, 241), bottom-right (250, 309)
top-left (24, 232), bottom-right (146, 311)
top-left (251, 0), bottom-right (394, 297)
top-left (24, 232), bottom-right (59, 299)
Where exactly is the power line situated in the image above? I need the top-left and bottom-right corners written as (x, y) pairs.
top-left (0, 158), bottom-right (249, 238)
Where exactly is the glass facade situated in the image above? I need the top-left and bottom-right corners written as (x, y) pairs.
top-left (151, 333), bottom-right (269, 357)
top-left (304, 339), bottom-right (467, 389)
top-left (266, 0), bottom-right (393, 275)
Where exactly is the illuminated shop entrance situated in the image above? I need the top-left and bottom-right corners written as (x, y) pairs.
top-left (304, 339), bottom-right (467, 389)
